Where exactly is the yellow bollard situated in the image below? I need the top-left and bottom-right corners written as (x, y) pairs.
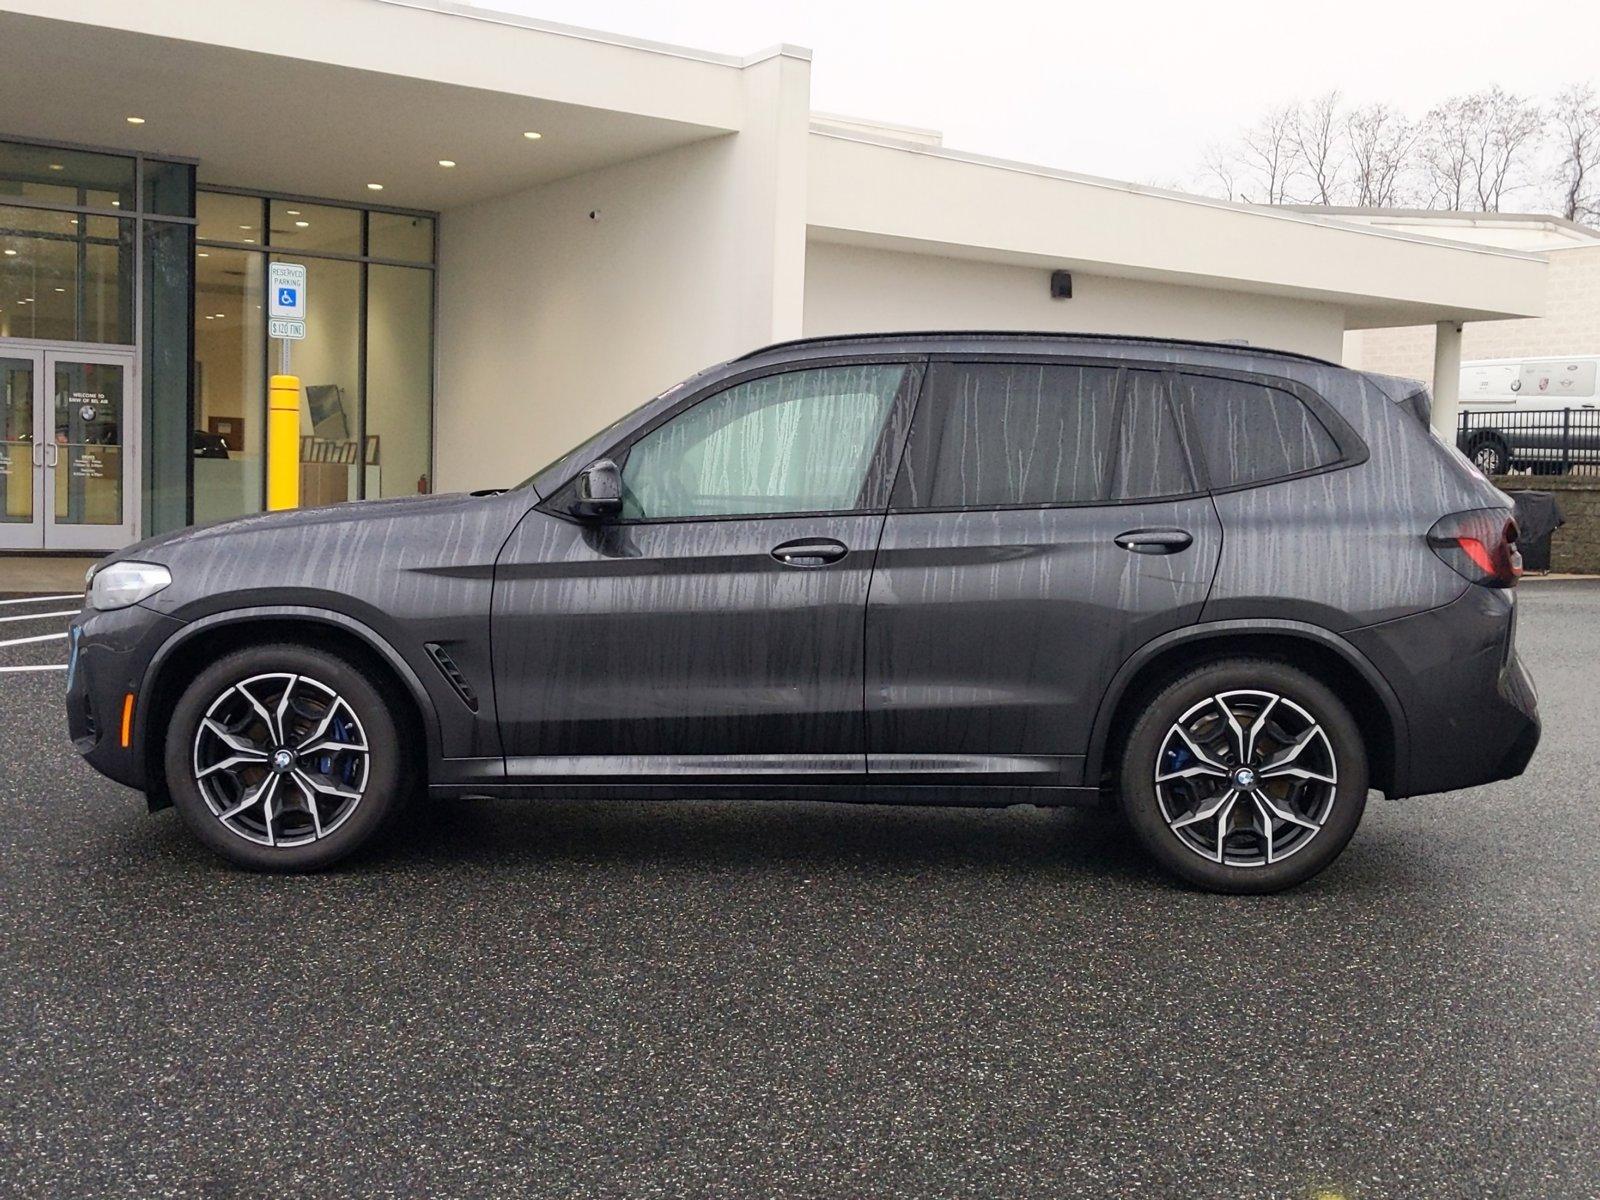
top-left (266, 374), bottom-right (301, 511)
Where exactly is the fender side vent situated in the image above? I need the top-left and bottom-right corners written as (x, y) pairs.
top-left (425, 642), bottom-right (480, 712)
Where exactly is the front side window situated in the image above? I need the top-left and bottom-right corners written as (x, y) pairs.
top-left (619, 364), bottom-right (909, 520)
top-left (892, 362), bottom-right (1194, 509)
top-left (1174, 374), bottom-right (1341, 488)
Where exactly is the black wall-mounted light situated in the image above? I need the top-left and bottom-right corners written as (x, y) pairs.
top-left (1050, 270), bottom-right (1073, 299)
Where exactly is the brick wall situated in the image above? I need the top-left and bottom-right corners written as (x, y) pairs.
top-left (1347, 244), bottom-right (1600, 381)
top-left (1493, 475), bottom-right (1600, 575)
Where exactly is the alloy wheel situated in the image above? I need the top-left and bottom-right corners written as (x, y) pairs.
top-left (1153, 689), bottom-right (1337, 867)
top-left (191, 672), bottom-right (370, 847)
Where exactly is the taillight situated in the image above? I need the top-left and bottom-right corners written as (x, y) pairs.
top-left (1427, 508), bottom-right (1522, 587)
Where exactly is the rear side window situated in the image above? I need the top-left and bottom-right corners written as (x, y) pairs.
top-left (1175, 374), bottom-right (1341, 488)
top-left (893, 362), bottom-right (1196, 509)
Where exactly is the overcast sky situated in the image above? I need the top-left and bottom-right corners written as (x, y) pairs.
top-left (492, 0), bottom-right (1600, 187)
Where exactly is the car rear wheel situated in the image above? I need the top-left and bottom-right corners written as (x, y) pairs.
top-left (164, 643), bottom-right (406, 871)
top-left (1468, 435), bottom-right (1509, 477)
top-left (1118, 658), bottom-right (1367, 893)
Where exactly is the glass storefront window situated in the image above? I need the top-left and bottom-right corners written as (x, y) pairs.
top-left (269, 201), bottom-right (361, 257)
top-left (196, 192), bottom-right (264, 245)
top-left (0, 142), bottom-right (135, 210)
top-left (270, 254), bottom-right (362, 506)
top-left (193, 247), bottom-right (265, 525)
top-left (367, 265), bottom-right (433, 496)
top-left (0, 205), bottom-right (133, 344)
top-left (369, 212), bottom-right (434, 264)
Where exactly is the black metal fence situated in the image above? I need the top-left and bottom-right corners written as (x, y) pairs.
top-left (1457, 408), bottom-right (1600, 478)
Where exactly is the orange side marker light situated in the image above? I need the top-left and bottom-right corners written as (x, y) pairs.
top-left (120, 693), bottom-right (135, 749)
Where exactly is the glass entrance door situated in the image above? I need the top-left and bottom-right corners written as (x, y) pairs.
top-left (0, 346), bottom-right (138, 551)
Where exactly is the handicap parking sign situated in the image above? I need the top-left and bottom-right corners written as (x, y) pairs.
top-left (267, 262), bottom-right (307, 320)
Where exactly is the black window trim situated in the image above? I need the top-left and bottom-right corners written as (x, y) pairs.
top-left (539, 352), bottom-right (930, 526)
top-left (883, 352), bottom-right (1368, 516)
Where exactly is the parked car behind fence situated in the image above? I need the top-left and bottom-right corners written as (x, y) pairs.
top-left (1458, 408), bottom-right (1600, 477)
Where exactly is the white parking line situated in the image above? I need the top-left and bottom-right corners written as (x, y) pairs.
top-left (0, 664), bottom-right (66, 673)
top-left (0, 610), bottom-right (76, 624)
top-left (0, 631), bottom-right (68, 648)
top-left (0, 593), bottom-right (80, 606)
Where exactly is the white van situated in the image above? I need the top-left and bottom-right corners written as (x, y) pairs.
top-left (1457, 356), bottom-right (1600, 475)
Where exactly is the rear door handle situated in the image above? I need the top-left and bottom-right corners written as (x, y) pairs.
top-left (1114, 528), bottom-right (1193, 555)
top-left (771, 537), bottom-right (848, 567)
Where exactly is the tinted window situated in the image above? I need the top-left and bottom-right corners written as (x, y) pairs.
top-left (1176, 374), bottom-right (1340, 488)
top-left (620, 364), bottom-right (909, 519)
top-left (895, 362), bottom-right (1194, 508)
top-left (1111, 370), bottom-right (1193, 500)
top-left (895, 363), bottom-right (1120, 508)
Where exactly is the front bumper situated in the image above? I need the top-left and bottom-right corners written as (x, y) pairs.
top-left (1346, 586), bottom-right (1540, 799)
top-left (66, 603), bottom-right (185, 794)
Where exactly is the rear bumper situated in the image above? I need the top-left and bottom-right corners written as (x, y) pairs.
top-left (66, 603), bottom-right (185, 794)
top-left (1346, 586), bottom-right (1539, 798)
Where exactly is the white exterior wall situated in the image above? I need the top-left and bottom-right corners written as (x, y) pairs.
top-left (803, 241), bottom-right (1347, 360)
top-left (435, 53), bottom-right (811, 493)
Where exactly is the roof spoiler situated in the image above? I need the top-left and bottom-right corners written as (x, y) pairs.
top-left (1365, 372), bottom-right (1433, 428)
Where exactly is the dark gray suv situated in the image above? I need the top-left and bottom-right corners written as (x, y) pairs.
top-left (67, 333), bottom-right (1539, 892)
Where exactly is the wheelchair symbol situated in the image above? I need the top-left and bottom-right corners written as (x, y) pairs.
top-left (277, 287), bottom-right (298, 308)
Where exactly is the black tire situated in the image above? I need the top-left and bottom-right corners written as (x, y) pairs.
top-left (1118, 658), bottom-right (1367, 894)
top-left (1468, 435), bottom-right (1509, 477)
top-left (164, 643), bottom-right (407, 871)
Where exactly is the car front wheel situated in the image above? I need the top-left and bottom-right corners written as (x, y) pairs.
top-left (164, 643), bottom-right (407, 871)
top-left (1118, 658), bottom-right (1368, 893)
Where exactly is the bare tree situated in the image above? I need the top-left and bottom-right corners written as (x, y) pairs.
top-left (1468, 87), bottom-right (1544, 210)
top-left (1420, 93), bottom-right (1482, 209)
top-left (1197, 142), bottom-right (1243, 202)
top-left (1291, 91), bottom-right (1346, 205)
top-left (1346, 102), bottom-right (1416, 207)
top-left (1238, 103), bottom-right (1300, 204)
top-left (1551, 84), bottom-right (1600, 222)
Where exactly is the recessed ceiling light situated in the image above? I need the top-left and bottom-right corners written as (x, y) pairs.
top-left (2, 249), bottom-right (15, 256)
top-left (205, 315), bottom-right (215, 321)
top-left (522, 131), bottom-right (542, 140)
top-left (111, 200), bottom-right (120, 207)
top-left (242, 238), bottom-right (256, 244)
top-left (125, 116), bottom-right (145, 125)
top-left (438, 159), bottom-right (456, 168)
top-left (294, 220), bottom-right (309, 228)
top-left (286, 209), bottom-right (301, 216)
top-left (69, 218), bottom-right (77, 225)
top-left (238, 225), bottom-right (252, 230)
top-left (215, 312), bottom-right (225, 318)
top-left (197, 251), bottom-right (209, 258)
top-left (366, 182), bottom-right (384, 191)
top-left (48, 163), bottom-right (63, 171)
top-left (54, 287), bottom-right (66, 292)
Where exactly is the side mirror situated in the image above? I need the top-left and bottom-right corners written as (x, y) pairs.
top-left (570, 458), bottom-right (623, 520)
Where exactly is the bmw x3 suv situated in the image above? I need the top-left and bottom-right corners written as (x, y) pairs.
top-left (68, 333), bottom-right (1540, 892)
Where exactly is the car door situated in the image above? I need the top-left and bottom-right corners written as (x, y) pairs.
top-left (865, 358), bottom-right (1222, 785)
top-left (492, 358), bottom-right (923, 781)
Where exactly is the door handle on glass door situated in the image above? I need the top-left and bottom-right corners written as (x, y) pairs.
top-left (1114, 528), bottom-right (1193, 555)
top-left (771, 538), bottom-right (848, 567)
top-left (44, 443), bottom-right (59, 468)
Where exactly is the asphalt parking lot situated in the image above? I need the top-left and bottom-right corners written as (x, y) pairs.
top-left (2, 583), bottom-right (1597, 1198)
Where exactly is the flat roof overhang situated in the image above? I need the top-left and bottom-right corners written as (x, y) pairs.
top-left (0, 0), bottom-right (752, 210)
top-left (808, 133), bottom-right (1550, 330)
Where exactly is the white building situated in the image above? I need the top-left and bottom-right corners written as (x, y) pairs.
top-left (0, 0), bottom-right (1550, 551)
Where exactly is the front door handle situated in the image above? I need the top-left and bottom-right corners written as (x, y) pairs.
top-left (771, 537), bottom-right (848, 567)
top-left (1114, 528), bottom-right (1193, 555)
top-left (44, 442), bottom-right (59, 469)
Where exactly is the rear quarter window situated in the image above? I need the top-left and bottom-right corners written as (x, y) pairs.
top-left (1174, 374), bottom-right (1341, 488)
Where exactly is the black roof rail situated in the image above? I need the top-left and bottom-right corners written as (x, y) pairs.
top-left (735, 330), bottom-right (1343, 369)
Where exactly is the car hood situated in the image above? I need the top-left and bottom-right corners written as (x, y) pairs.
top-left (102, 491), bottom-right (519, 570)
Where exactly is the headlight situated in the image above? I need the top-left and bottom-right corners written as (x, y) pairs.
top-left (88, 561), bottom-right (172, 611)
